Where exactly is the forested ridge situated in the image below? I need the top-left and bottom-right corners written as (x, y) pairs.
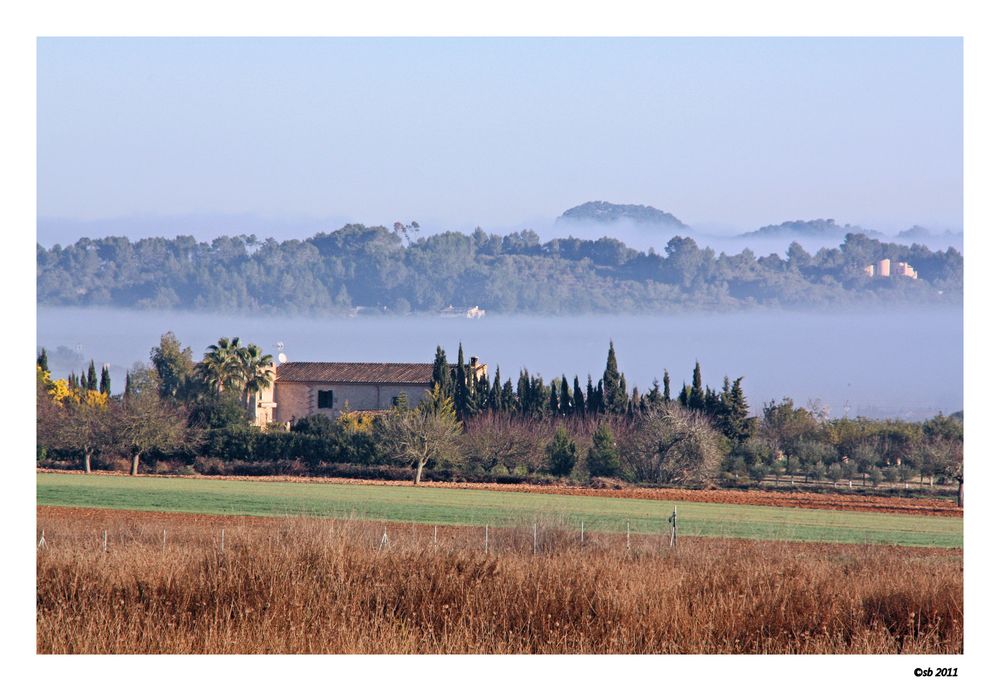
top-left (36, 224), bottom-right (963, 314)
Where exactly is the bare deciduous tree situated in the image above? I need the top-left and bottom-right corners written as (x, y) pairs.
top-left (462, 412), bottom-right (546, 475)
top-left (376, 386), bottom-right (462, 484)
top-left (113, 389), bottom-right (191, 475)
top-left (621, 404), bottom-right (723, 487)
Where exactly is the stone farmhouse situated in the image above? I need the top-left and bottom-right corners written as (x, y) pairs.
top-left (250, 358), bottom-right (488, 427)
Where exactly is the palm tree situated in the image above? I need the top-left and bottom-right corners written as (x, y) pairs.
top-left (239, 343), bottom-right (274, 410)
top-left (196, 337), bottom-right (244, 395)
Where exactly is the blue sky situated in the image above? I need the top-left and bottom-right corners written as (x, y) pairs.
top-left (37, 37), bottom-right (962, 238)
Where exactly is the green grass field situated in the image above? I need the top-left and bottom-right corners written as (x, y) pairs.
top-left (36, 473), bottom-right (963, 548)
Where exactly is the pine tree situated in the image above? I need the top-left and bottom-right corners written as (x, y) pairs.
top-left (688, 361), bottom-right (704, 410)
top-left (546, 427), bottom-right (578, 477)
top-left (572, 376), bottom-right (586, 416)
top-left (37, 348), bottom-right (49, 373)
top-left (558, 376), bottom-right (572, 416)
top-left (678, 382), bottom-right (689, 407)
top-left (722, 376), bottom-right (751, 443)
top-left (587, 423), bottom-right (621, 478)
top-left (662, 369), bottom-right (671, 402)
top-left (86, 360), bottom-right (98, 391)
top-left (99, 365), bottom-right (111, 395)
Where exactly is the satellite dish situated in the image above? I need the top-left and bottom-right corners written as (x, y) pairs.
top-left (277, 352), bottom-right (288, 364)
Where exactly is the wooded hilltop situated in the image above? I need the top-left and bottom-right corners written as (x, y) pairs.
top-left (36, 225), bottom-right (963, 314)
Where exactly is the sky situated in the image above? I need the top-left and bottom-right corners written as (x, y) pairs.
top-left (37, 37), bottom-right (963, 242)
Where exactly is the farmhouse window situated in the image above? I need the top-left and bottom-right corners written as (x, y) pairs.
top-left (317, 390), bottom-right (334, 409)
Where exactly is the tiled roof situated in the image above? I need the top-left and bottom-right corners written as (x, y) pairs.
top-left (276, 362), bottom-right (435, 385)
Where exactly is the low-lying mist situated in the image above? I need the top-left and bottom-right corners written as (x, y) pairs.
top-left (37, 306), bottom-right (962, 421)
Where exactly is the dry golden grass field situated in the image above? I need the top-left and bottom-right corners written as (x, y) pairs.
top-left (36, 506), bottom-right (962, 654)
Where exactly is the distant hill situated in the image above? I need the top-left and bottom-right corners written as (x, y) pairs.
top-left (896, 225), bottom-right (963, 242)
top-left (740, 218), bottom-right (882, 240)
top-left (558, 201), bottom-right (688, 229)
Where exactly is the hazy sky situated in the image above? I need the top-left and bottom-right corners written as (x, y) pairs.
top-left (37, 37), bottom-right (962, 235)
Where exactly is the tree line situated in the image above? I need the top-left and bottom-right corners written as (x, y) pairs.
top-left (36, 225), bottom-right (963, 314)
top-left (36, 334), bottom-right (964, 503)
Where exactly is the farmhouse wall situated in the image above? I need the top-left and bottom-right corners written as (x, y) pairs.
top-left (273, 381), bottom-right (431, 424)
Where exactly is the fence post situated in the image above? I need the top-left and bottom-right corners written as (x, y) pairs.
top-left (102, 529), bottom-right (107, 553)
top-left (626, 521), bottom-right (631, 551)
top-left (669, 505), bottom-right (677, 548)
top-left (433, 525), bottom-right (437, 547)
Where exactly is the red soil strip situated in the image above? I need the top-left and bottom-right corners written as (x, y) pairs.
top-left (38, 468), bottom-right (962, 517)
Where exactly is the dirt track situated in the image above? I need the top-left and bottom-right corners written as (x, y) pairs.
top-left (38, 469), bottom-right (962, 517)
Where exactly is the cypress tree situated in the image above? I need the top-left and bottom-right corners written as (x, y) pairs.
top-left (601, 341), bottom-right (628, 414)
top-left (585, 375), bottom-right (597, 415)
top-left (86, 360), bottom-right (98, 391)
top-left (663, 369), bottom-right (671, 402)
top-left (646, 380), bottom-right (662, 407)
top-left (596, 379), bottom-right (605, 413)
top-left (549, 379), bottom-right (560, 416)
top-left (501, 379), bottom-right (516, 412)
top-left (532, 376), bottom-right (548, 417)
top-left (124, 372), bottom-right (133, 399)
top-left (454, 344), bottom-right (469, 417)
top-left (488, 366), bottom-right (502, 411)
top-left (688, 361), bottom-right (704, 410)
top-left (628, 387), bottom-right (641, 417)
top-left (37, 348), bottom-right (49, 373)
top-left (516, 369), bottom-right (530, 413)
top-left (678, 382), bottom-right (689, 407)
top-left (572, 376), bottom-right (586, 416)
top-left (559, 376), bottom-right (572, 416)
top-left (473, 369), bottom-right (487, 415)
top-left (99, 365), bottom-right (111, 396)
top-left (704, 386), bottom-right (720, 417)
top-left (431, 346), bottom-right (452, 397)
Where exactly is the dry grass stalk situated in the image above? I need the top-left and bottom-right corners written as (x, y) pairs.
top-left (36, 511), bottom-right (962, 654)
